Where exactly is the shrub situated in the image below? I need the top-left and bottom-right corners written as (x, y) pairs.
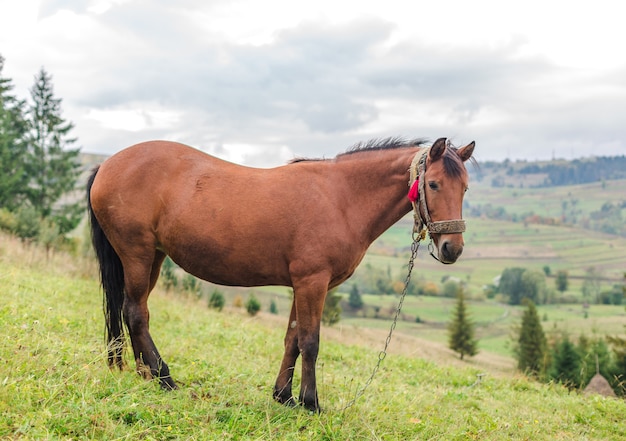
top-left (160, 257), bottom-right (178, 291)
top-left (423, 282), bottom-right (439, 296)
top-left (246, 293), bottom-right (261, 316)
top-left (233, 295), bottom-right (243, 308)
top-left (14, 205), bottom-right (41, 241)
top-left (0, 209), bottom-right (17, 233)
top-left (208, 290), bottom-right (225, 311)
top-left (269, 299), bottom-right (278, 314)
top-left (182, 273), bottom-right (201, 297)
top-left (322, 289), bottom-right (342, 326)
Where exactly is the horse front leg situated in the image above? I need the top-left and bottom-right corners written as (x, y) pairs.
top-left (293, 275), bottom-right (328, 412)
top-left (273, 300), bottom-right (299, 406)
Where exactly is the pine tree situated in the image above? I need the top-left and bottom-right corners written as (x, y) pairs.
top-left (516, 300), bottom-right (547, 377)
top-left (208, 290), bottom-right (225, 311)
top-left (245, 293), bottom-right (261, 316)
top-left (348, 283), bottom-right (363, 309)
top-left (447, 290), bottom-right (478, 360)
top-left (555, 270), bottom-right (569, 293)
top-left (0, 55), bottom-right (29, 210)
top-left (269, 298), bottom-right (278, 314)
top-left (25, 68), bottom-right (81, 233)
top-left (548, 336), bottom-right (581, 388)
top-left (578, 336), bottom-right (614, 391)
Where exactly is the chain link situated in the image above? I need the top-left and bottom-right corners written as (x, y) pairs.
top-left (341, 233), bottom-right (422, 411)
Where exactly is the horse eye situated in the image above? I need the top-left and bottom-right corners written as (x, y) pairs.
top-left (428, 181), bottom-right (439, 191)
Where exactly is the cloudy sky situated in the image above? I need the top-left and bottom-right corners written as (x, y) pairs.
top-left (1, 0), bottom-right (625, 166)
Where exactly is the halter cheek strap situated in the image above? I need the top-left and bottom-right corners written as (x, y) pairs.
top-left (408, 148), bottom-right (466, 239)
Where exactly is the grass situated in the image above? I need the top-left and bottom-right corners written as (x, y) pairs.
top-left (2, 235), bottom-right (626, 440)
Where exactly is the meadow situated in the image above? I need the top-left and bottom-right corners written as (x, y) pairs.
top-left (2, 168), bottom-right (626, 439)
top-left (242, 209), bottom-right (626, 366)
top-left (2, 234), bottom-right (626, 440)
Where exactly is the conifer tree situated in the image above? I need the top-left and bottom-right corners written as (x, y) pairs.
top-left (515, 300), bottom-right (547, 377)
top-left (208, 290), bottom-right (225, 311)
top-left (578, 336), bottom-right (614, 390)
top-left (269, 298), bottom-right (278, 314)
top-left (0, 55), bottom-right (29, 210)
top-left (548, 336), bottom-right (581, 388)
top-left (246, 293), bottom-right (261, 316)
top-left (555, 270), bottom-right (569, 293)
top-left (447, 289), bottom-right (478, 360)
top-left (348, 283), bottom-right (364, 309)
top-left (25, 67), bottom-right (81, 233)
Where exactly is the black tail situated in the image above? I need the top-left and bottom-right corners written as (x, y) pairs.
top-left (87, 166), bottom-right (126, 369)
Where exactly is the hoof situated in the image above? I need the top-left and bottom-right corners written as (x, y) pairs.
top-left (299, 392), bottom-right (320, 413)
top-left (159, 376), bottom-right (178, 391)
top-left (273, 392), bottom-right (298, 408)
top-left (302, 402), bottom-right (321, 413)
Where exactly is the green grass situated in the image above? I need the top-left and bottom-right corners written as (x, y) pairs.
top-left (466, 177), bottom-right (626, 219)
top-left (341, 175), bottom-right (626, 363)
top-left (2, 237), bottom-right (626, 440)
top-left (366, 214), bottom-right (626, 292)
top-left (337, 293), bottom-right (626, 359)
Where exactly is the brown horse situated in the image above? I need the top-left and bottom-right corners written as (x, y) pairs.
top-left (86, 136), bottom-right (475, 412)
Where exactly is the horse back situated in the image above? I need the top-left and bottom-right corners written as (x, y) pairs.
top-left (89, 141), bottom-right (361, 287)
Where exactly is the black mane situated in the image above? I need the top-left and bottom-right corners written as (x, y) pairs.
top-left (290, 137), bottom-right (428, 164)
top-left (342, 137), bottom-right (428, 156)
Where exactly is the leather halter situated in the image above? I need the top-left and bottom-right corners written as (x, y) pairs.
top-left (408, 148), bottom-right (466, 239)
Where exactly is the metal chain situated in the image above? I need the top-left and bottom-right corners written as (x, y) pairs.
top-left (341, 233), bottom-right (422, 411)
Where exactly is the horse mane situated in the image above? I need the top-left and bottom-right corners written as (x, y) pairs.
top-left (289, 137), bottom-right (476, 178)
top-left (342, 137), bottom-right (428, 155)
top-left (289, 137), bottom-right (427, 164)
top-left (343, 137), bottom-right (476, 178)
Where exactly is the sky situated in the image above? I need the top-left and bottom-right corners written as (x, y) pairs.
top-left (1, 0), bottom-right (625, 167)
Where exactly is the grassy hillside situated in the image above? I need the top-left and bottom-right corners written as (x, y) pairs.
top-left (326, 175), bottom-right (626, 361)
top-left (1, 235), bottom-right (626, 440)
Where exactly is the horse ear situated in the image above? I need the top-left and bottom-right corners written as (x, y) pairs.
top-left (429, 138), bottom-right (447, 161)
top-left (457, 141), bottom-right (475, 162)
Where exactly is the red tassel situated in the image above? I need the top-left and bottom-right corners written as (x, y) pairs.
top-left (408, 179), bottom-right (419, 202)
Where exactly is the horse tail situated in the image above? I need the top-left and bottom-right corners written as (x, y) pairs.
top-left (87, 166), bottom-right (126, 369)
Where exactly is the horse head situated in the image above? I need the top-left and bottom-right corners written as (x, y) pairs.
top-left (416, 137), bottom-right (475, 264)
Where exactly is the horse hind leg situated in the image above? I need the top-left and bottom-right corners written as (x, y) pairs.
top-left (123, 251), bottom-right (177, 390)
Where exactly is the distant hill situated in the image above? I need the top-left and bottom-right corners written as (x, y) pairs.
top-left (473, 155), bottom-right (626, 188)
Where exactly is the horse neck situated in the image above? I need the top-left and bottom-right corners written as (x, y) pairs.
top-left (335, 147), bottom-right (420, 243)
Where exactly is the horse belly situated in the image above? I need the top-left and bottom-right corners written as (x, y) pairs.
top-left (163, 233), bottom-right (292, 288)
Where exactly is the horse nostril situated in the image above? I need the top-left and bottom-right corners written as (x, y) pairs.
top-left (441, 240), bottom-right (463, 262)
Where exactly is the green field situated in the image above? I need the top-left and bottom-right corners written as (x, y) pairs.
top-left (219, 175), bottom-right (626, 367)
top-left (346, 175), bottom-right (626, 362)
top-left (2, 236), bottom-right (626, 440)
top-left (2, 170), bottom-right (626, 438)
top-left (190, 186), bottom-right (626, 365)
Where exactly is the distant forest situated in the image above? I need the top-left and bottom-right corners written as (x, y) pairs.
top-left (517, 156), bottom-right (626, 186)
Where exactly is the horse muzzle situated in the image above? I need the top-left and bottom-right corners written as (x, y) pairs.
top-left (439, 239), bottom-right (464, 264)
top-left (428, 236), bottom-right (464, 264)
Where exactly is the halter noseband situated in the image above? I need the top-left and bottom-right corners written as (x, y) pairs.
top-left (408, 148), bottom-right (466, 241)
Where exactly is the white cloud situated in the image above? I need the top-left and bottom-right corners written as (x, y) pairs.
top-left (86, 106), bottom-right (181, 132)
top-left (1, 0), bottom-right (625, 164)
